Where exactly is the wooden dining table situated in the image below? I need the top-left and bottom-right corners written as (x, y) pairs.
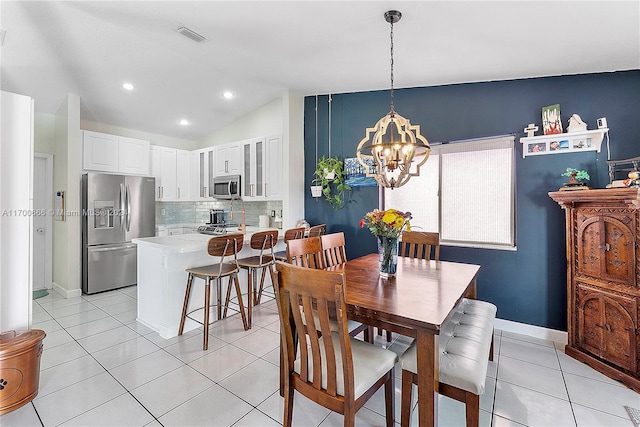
top-left (326, 253), bottom-right (481, 427)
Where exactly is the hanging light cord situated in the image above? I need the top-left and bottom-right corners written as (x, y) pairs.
top-left (389, 17), bottom-right (395, 115)
top-left (328, 93), bottom-right (332, 157)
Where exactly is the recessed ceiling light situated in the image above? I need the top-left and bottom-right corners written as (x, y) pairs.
top-left (222, 91), bottom-right (234, 100)
top-left (179, 119), bottom-right (190, 126)
top-left (122, 82), bottom-right (134, 91)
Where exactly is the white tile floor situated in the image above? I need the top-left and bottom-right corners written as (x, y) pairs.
top-left (2, 285), bottom-right (640, 426)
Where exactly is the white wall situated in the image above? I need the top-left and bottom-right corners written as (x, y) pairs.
top-left (1, 91), bottom-right (34, 331)
top-left (282, 91), bottom-right (305, 229)
top-left (52, 94), bottom-right (82, 298)
top-left (196, 97), bottom-right (283, 148)
top-left (35, 112), bottom-right (56, 154)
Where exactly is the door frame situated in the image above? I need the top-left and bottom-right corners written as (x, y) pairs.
top-left (34, 152), bottom-right (53, 289)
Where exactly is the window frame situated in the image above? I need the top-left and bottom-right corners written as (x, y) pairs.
top-left (385, 135), bottom-right (516, 251)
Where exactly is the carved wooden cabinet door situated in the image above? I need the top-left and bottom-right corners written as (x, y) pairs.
top-left (576, 209), bottom-right (636, 288)
top-left (577, 284), bottom-right (637, 373)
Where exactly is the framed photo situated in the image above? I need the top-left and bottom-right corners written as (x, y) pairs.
top-left (527, 142), bottom-right (546, 154)
top-left (549, 139), bottom-right (569, 151)
top-left (542, 104), bottom-right (562, 135)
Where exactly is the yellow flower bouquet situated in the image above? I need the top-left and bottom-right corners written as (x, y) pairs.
top-left (359, 208), bottom-right (412, 238)
top-left (360, 208), bottom-right (412, 277)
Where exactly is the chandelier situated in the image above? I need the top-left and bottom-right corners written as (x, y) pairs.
top-left (356, 10), bottom-right (430, 189)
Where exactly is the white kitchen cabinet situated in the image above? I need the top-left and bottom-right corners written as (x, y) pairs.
top-left (242, 135), bottom-right (282, 200)
top-left (191, 147), bottom-right (215, 200)
top-left (118, 136), bottom-right (150, 175)
top-left (150, 146), bottom-right (177, 201)
top-left (83, 131), bottom-right (150, 175)
top-left (215, 142), bottom-right (241, 176)
top-left (176, 149), bottom-right (191, 201)
top-left (83, 131), bottom-right (119, 172)
top-left (242, 137), bottom-right (266, 200)
top-left (265, 135), bottom-right (283, 200)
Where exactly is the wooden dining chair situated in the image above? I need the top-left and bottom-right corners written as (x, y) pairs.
top-left (399, 231), bottom-right (440, 261)
top-left (179, 234), bottom-right (248, 350)
top-left (272, 227), bottom-right (306, 262)
top-left (307, 223), bottom-right (326, 237)
top-left (237, 230), bottom-right (279, 326)
top-left (272, 261), bottom-right (397, 427)
top-left (320, 232), bottom-right (373, 343)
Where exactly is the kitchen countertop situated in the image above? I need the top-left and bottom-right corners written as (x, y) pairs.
top-left (133, 226), bottom-right (281, 253)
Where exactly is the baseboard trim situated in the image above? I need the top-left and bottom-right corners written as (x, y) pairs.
top-left (495, 318), bottom-right (567, 345)
top-left (52, 282), bottom-right (82, 299)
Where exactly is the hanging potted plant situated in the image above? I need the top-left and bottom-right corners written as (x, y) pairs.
top-left (314, 156), bottom-right (351, 210)
top-left (310, 180), bottom-right (323, 198)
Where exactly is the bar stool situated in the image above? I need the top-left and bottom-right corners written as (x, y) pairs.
top-left (237, 230), bottom-right (279, 326)
top-left (179, 234), bottom-right (248, 350)
top-left (272, 227), bottom-right (306, 262)
top-left (307, 223), bottom-right (326, 237)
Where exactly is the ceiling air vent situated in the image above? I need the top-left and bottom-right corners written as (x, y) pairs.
top-left (176, 26), bottom-right (207, 43)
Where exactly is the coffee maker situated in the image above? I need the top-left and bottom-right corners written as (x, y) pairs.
top-left (208, 209), bottom-right (224, 225)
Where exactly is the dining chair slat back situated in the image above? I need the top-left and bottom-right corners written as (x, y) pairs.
top-left (272, 261), bottom-right (397, 427)
top-left (287, 236), bottom-right (326, 269)
top-left (321, 232), bottom-right (348, 267)
top-left (274, 227), bottom-right (306, 262)
top-left (307, 224), bottom-right (326, 237)
top-left (399, 231), bottom-right (440, 261)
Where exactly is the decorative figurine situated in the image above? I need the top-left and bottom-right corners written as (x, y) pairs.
top-left (524, 123), bottom-right (538, 137)
top-left (624, 171), bottom-right (640, 188)
top-left (567, 114), bottom-right (587, 133)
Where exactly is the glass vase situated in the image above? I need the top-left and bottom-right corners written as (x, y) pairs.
top-left (377, 236), bottom-right (399, 278)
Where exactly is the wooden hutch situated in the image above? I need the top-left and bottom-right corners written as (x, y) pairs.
top-left (549, 188), bottom-right (640, 392)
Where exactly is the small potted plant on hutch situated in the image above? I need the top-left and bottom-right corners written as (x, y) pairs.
top-left (560, 167), bottom-right (590, 191)
top-left (313, 155), bottom-right (351, 209)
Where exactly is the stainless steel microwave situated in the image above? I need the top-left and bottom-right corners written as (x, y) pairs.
top-left (212, 174), bottom-right (241, 199)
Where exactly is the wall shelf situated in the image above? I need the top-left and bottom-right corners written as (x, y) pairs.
top-left (520, 128), bottom-right (608, 158)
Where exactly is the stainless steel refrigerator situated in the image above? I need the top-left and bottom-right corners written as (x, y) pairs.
top-left (82, 173), bottom-right (156, 294)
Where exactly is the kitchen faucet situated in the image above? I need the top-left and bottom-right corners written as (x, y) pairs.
top-left (229, 198), bottom-right (246, 235)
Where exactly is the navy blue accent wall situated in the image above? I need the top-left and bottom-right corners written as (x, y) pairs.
top-left (303, 70), bottom-right (640, 331)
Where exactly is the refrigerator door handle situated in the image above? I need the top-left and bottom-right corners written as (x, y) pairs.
top-left (90, 244), bottom-right (137, 252)
top-left (126, 184), bottom-right (132, 231)
top-left (119, 183), bottom-right (126, 232)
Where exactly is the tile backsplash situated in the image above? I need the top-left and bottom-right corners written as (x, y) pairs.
top-left (156, 200), bottom-right (283, 227)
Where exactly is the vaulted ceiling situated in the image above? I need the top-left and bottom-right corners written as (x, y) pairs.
top-left (2, 1), bottom-right (638, 141)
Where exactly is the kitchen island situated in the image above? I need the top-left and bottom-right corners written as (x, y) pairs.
top-left (132, 227), bottom-right (285, 339)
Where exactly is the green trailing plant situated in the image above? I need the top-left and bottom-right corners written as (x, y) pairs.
top-left (313, 155), bottom-right (351, 210)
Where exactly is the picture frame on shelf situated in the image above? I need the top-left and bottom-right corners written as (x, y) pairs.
top-left (542, 104), bottom-right (563, 135)
top-left (527, 142), bottom-right (547, 154)
top-left (549, 139), bottom-right (569, 151)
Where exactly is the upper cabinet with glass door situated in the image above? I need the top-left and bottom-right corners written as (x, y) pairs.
top-left (243, 137), bottom-right (265, 200)
top-left (191, 147), bottom-right (215, 200)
